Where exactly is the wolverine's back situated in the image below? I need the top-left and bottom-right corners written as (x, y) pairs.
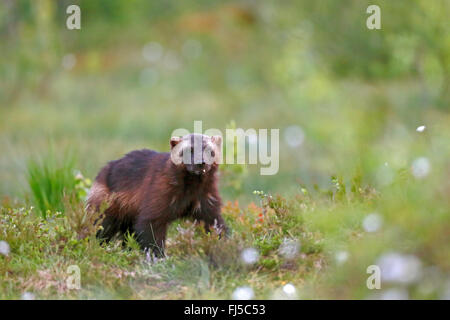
top-left (87, 149), bottom-right (167, 214)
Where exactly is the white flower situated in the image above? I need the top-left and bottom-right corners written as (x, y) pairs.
top-left (283, 283), bottom-right (297, 297)
top-left (0, 241), bottom-right (10, 256)
top-left (380, 288), bottom-right (409, 300)
top-left (363, 213), bottom-right (383, 233)
top-left (411, 157), bottom-right (430, 179)
top-left (284, 125), bottom-right (305, 148)
top-left (232, 286), bottom-right (254, 300)
top-left (21, 292), bottom-right (35, 300)
top-left (441, 280), bottom-right (450, 300)
top-left (241, 248), bottom-right (259, 265)
top-left (335, 250), bottom-right (349, 265)
top-left (416, 125), bottom-right (426, 132)
top-left (271, 284), bottom-right (298, 300)
top-left (376, 252), bottom-right (422, 284)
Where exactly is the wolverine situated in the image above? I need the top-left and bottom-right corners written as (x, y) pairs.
top-left (87, 133), bottom-right (227, 257)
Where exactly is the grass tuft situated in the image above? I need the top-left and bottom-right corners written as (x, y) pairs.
top-left (26, 151), bottom-right (77, 218)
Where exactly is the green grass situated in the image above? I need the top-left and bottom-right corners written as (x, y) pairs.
top-left (26, 151), bottom-right (78, 218)
top-left (1, 168), bottom-right (449, 299)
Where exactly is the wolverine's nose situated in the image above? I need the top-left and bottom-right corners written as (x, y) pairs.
top-left (197, 163), bottom-right (206, 171)
top-left (186, 162), bottom-right (207, 175)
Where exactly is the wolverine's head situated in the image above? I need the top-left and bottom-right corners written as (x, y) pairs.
top-left (170, 133), bottom-right (222, 175)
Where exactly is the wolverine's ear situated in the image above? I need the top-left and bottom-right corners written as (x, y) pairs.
top-left (211, 135), bottom-right (222, 148)
top-left (170, 136), bottom-right (182, 149)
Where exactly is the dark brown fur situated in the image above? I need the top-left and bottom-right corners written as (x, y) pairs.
top-left (87, 134), bottom-right (227, 256)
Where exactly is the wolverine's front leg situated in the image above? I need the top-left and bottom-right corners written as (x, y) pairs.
top-left (203, 213), bottom-right (228, 237)
top-left (194, 201), bottom-right (228, 237)
top-left (96, 214), bottom-right (121, 243)
top-left (134, 216), bottom-right (168, 257)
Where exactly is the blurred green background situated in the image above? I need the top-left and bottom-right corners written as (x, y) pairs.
top-left (0, 0), bottom-right (449, 202)
top-left (1, 0), bottom-right (450, 301)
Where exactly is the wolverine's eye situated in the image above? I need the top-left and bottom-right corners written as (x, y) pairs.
top-left (211, 150), bottom-right (215, 157)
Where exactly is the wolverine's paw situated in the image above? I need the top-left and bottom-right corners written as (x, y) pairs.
top-left (212, 219), bottom-right (230, 239)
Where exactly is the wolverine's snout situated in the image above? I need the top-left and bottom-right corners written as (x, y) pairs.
top-left (185, 162), bottom-right (209, 175)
